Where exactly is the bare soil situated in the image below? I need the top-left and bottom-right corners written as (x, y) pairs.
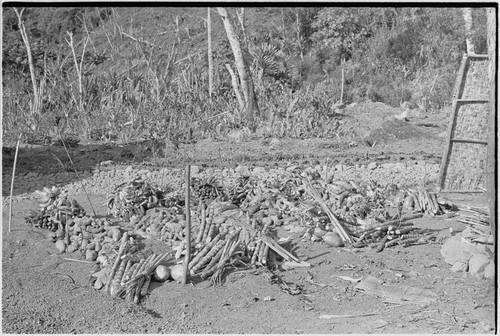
top-left (2, 103), bottom-right (495, 333)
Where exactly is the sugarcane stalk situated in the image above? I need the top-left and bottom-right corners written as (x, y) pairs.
top-left (375, 236), bottom-right (388, 253)
top-left (188, 230), bottom-right (227, 270)
top-left (110, 256), bottom-right (129, 296)
top-left (250, 240), bottom-right (262, 266)
top-left (200, 243), bottom-right (226, 278)
top-left (105, 231), bottom-right (128, 292)
top-left (129, 258), bottom-right (145, 281)
top-left (193, 228), bottom-right (241, 274)
top-left (260, 244), bottom-right (270, 265)
top-left (195, 202), bottom-right (206, 243)
top-left (183, 164), bottom-right (192, 285)
top-left (205, 221), bottom-right (218, 244)
top-left (133, 275), bottom-right (146, 304)
top-left (191, 239), bottom-right (227, 274)
top-left (121, 261), bottom-right (137, 286)
top-left (303, 179), bottom-right (353, 243)
top-left (137, 253), bottom-right (156, 276)
top-left (201, 206), bottom-right (214, 242)
top-left (140, 275), bottom-right (152, 296)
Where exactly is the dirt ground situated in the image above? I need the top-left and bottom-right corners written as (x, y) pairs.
top-left (1, 103), bottom-right (496, 333)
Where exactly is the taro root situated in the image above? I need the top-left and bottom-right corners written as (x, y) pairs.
top-left (55, 240), bottom-right (66, 253)
top-left (323, 232), bottom-right (344, 247)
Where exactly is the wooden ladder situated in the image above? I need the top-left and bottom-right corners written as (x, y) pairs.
top-left (438, 54), bottom-right (491, 193)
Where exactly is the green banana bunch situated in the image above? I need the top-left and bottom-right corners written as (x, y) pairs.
top-left (107, 178), bottom-right (165, 220)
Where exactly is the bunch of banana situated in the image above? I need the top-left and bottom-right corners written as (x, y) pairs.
top-left (191, 176), bottom-right (224, 201)
top-left (35, 186), bottom-right (62, 210)
top-left (107, 178), bottom-right (165, 221)
top-left (404, 187), bottom-right (442, 216)
top-left (226, 175), bottom-right (253, 206)
top-left (25, 210), bottom-right (54, 230)
top-left (26, 186), bottom-right (86, 230)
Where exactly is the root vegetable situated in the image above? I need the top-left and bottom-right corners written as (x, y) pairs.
top-left (153, 265), bottom-right (171, 282)
top-left (170, 264), bottom-right (184, 282)
top-left (323, 232), bottom-right (344, 247)
top-left (86, 250), bottom-right (97, 261)
top-left (55, 240), bottom-right (66, 253)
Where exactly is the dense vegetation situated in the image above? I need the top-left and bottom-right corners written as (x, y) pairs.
top-left (2, 6), bottom-right (489, 145)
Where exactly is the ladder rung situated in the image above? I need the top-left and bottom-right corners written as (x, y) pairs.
top-left (466, 53), bottom-right (489, 59)
top-left (456, 99), bottom-right (489, 103)
top-left (450, 139), bottom-right (488, 145)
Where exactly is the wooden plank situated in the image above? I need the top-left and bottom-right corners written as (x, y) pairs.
top-left (438, 55), bottom-right (469, 189)
top-left (440, 189), bottom-right (486, 194)
top-left (450, 139), bottom-right (488, 145)
top-left (486, 8), bottom-right (496, 241)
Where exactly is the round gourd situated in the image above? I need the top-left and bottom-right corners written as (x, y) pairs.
top-left (153, 265), bottom-right (171, 282)
top-left (170, 264), bottom-right (184, 282)
top-left (323, 232), bottom-right (344, 247)
top-left (55, 240), bottom-right (66, 253)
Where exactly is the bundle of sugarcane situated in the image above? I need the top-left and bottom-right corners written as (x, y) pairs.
top-left (404, 187), bottom-right (443, 216)
top-left (302, 179), bottom-right (354, 244)
top-left (237, 217), bottom-right (301, 264)
top-left (92, 232), bottom-right (171, 303)
top-left (188, 227), bottom-right (242, 277)
top-left (350, 213), bottom-right (437, 251)
top-left (119, 252), bottom-right (170, 304)
top-left (107, 177), bottom-right (166, 221)
top-left (171, 211), bottom-right (302, 283)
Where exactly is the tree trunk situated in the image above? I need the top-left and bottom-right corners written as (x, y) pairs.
top-left (225, 63), bottom-right (244, 111)
top-left (281, 8), bottom-right (287, 44)
top-left (207, 7), bottom-right (214, 102)
top-left (295, 11), bottom-right (303, 60)
top-left (217, 7), bottom-right (259, 128)
top-left (486, 8), bottom-right (496, 244)
top-left (463, 8), bottom-right (475, 54)
top-left (14, 7), bottom-right (42, 126)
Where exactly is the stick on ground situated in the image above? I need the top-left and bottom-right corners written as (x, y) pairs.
top-left (182, 165), bottom-right (191, 285)
top-left (9, 133), bottom-right (22, 233)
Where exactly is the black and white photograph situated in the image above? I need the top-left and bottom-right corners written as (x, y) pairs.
top-left (1, 4), bottom-right (496, 334)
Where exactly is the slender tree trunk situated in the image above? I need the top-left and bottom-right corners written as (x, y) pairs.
top-left (237, 8), bottom-right (248, 46)
top-left (281, 8), bottom-right (287, 44)
top-left (207, 8), bottom-right (214, 102)
top-left (217, 7), bottom-right (259, 128)
top-left (486, 8), bottom-right (496, 243)
top-left (225, 64), bottom-right (244, 111)
top-left (463, 8), bottom-right (475, 54)
top-left (14, 7), bottom-right (42, 129)
top-left (296, 11), bottom-right (303, 60)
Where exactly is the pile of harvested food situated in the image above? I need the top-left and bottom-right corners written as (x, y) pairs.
top-left (23, 167), bottom-right (471, 304)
